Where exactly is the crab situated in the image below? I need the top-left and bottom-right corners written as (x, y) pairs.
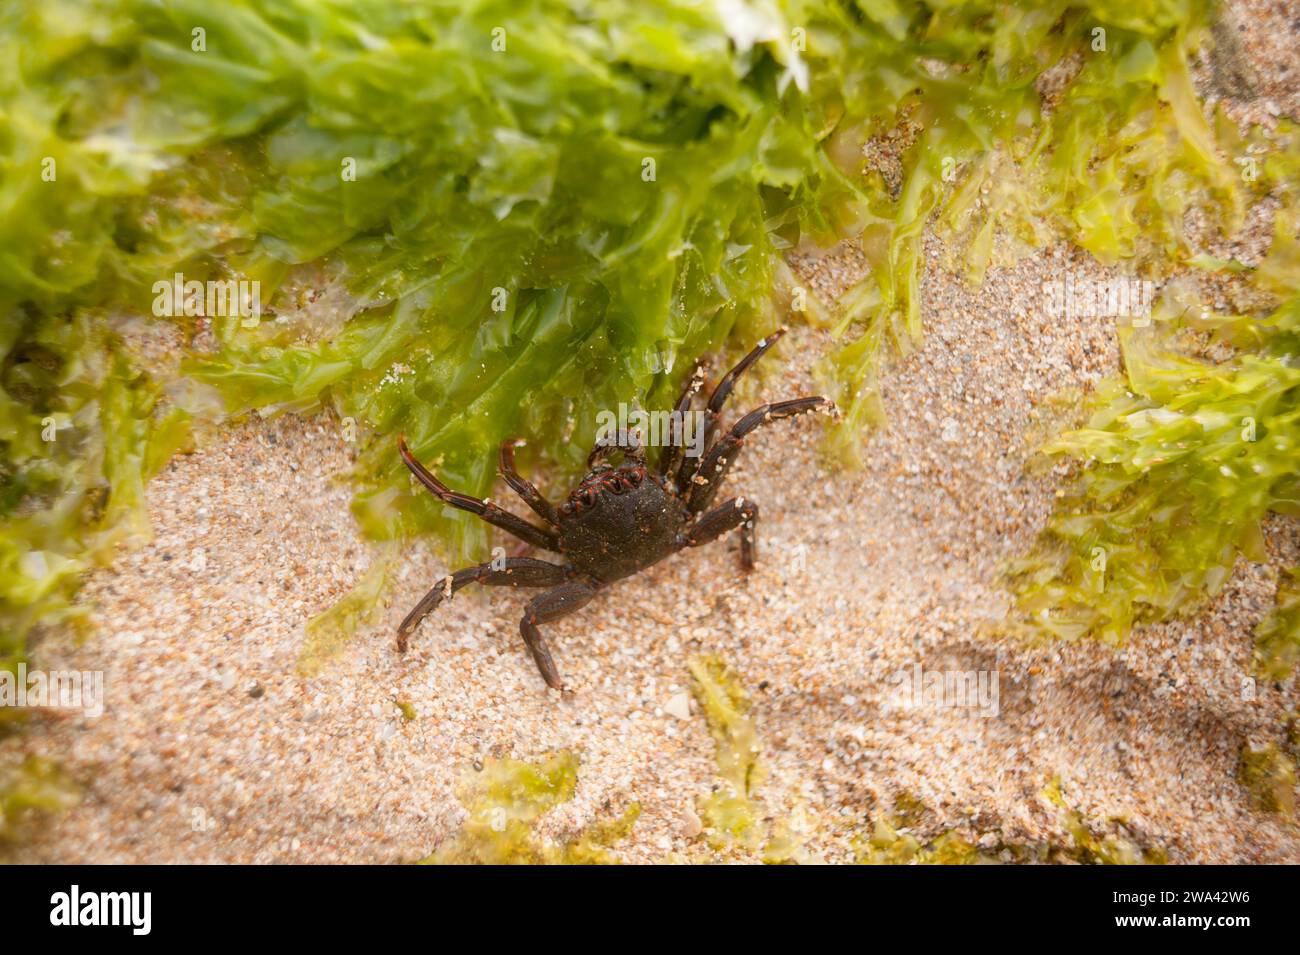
top-left (395, 328), bottom-right (836, 690)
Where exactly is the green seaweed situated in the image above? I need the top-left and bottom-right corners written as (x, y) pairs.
top-left (1255, 568), bottom-right (1300, 682)
top-left (0, 312), bottom-right (192, 695)
top-left (821, 0), bottom-right (1250, 461)
top-left (858, 818), bottom-right (997, 865)
top-left (0, 756), bottom-right (78, 843)
top-left (859, 783), bottom-right (1166, 864)
top-left (297, 541), bottom-right (400, 676)
top-left (1238, 742), bottom-right (1297, 816)
top-left (0, 0), bottom-right (1268, 669)
top-left (687, 653), bottom-right (818, 863)
top-left (392, 699), bottom-right (417, 722)
top-left (1040, 778), bottom-right (1168, 864)
top-left (421, 752), bottom-right (638, 864)
top-left (688, 654), bottom-right (765, 852)
top-left (1008, 201), bottom-right (1300, 646)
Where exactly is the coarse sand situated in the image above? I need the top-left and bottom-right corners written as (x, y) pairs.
top-left (3, 1), bottom-right (1297, 864)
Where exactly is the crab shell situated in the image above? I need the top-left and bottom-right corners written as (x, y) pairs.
top-left (556, 464), bottom-right (687, 582)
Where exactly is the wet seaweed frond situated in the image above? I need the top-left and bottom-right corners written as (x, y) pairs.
top-left (688, 654), bottom-right (818, 863)
top-left (421, 752), bottom-right (638, 865)
top-left (688, 654), bottom-right (765, 853)
top-left (0, 756), bottom-right (78, 844)
top-left (297, 542), bottom-right (401, 676)
top-left (1238, 743), bottom-right (1297, 816)
top-left (1255, 568), bottom-right (1300, 682)
top-left (1007, 193), bottom-right (1300, 648)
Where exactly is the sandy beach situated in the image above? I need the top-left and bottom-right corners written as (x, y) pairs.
top-left (3, 0), bottom-right (1297, 864)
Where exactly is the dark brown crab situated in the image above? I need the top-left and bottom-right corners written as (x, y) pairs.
top-left (395, 328), bottom-right (836, 690)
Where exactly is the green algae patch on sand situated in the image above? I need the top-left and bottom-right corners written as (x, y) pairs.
top-left (420, 752), bottom-right (638, 865)
top-left (687, 654), bottom-right (819, 863)
top-left (0, 756), bottom-right (78, 844)
top-left (688, 654), bottom-right (765, 853)
top-left (1039, 778), bottom-right (1168, 864)
top-left (1238, 743), bottom-right (1297, 816)
top-left (854, 791), bottom-right (999, 865)
top-left (858, 784), bottom-right (1167, 864)
top-left (0, 315), bottom-right (193, 685)
top-left (1006, 190), bottom-right (1300, 650)
top-left (857, 817), bottom-right (998, 866)
top-left (1254, 567), bottom-right (1300, 683)
top-left (297, 541), bottom-right (401, 677)
top-left (392, 699), bottom-right (417, 722)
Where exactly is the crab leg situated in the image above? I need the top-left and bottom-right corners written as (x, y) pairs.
top-left (686, 396), bottom-right (835, 514)
top-left (679, 497), bottom-right (760, 571)
top-left (657, 360), bottom-right (707, 483)
top-left (396, 557), bottom-right (570, 652)
top-left (499, 438), bottom-right (560, 527)
top-left (678, 329), bottom-right (785, 491)
top-left (520, 576), bottom-right (601, 689)
top-left (399, 436), bottom-right (559, 552)
top-left (587, 427), bottom-right (646, 469)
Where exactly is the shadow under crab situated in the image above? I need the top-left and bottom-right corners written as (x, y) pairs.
top-left (395, 329), bottom-right (837, 690)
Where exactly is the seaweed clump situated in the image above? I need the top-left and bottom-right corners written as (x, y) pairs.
top-left (1008, 184), bottom-right (1300, 652)
top-left (1238, 743), bottom-right (1297, 816)
top-left (858, 783), bottom-right (1166, 864)
top-left (421, 752), bottom-right (638, 865)
top-left (1255, 568), bottom-right (1300, 683)
top-left (688, 654), bottom-right (817, 863)
top-left (297, 542), bottom-right (401, 676)
top-left (0, 756), bottom-right (77, 845)
top-left (1039, 778), bottom-right (1168, 864)
top-left (858, 817), bottom-right (997, 866)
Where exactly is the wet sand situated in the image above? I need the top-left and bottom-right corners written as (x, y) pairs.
top-left (3, 1), bottom-right (1297, 864)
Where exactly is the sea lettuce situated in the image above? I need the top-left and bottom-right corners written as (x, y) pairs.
top-left (420, 752), bottom-right (639, 864)
top-left (1008, 184), bottom-right (1300, 650)
top-left (2, 0), bottom-right (1292, 830)
top-left (4, 0), bottom-right (1240, 575)
top-left (1, 0), bottom-right (1242, 648)
top-left (1255, 567), bottom-right (1300, 682)
top-left (688, 653), bottom-right (819, 862)
top-left (0, 756), bottom-right (77, 843)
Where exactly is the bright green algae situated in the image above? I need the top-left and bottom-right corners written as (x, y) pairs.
top-left (2, 0), bottom-right (1294, 835)
top-left (1256, 567), bottom-right (1300, 682)
top-left (419, 752), bottom-right (639, 864)
top-left (1238, 742), bottom-right (1297, 816)
top-left (1, 0), bottom-right (1258, 668)
top-left (688, 653), bottom-right (818, 862)
top-left (0, 755), bottom-right (77, 843)
top-left (857, 781), bottom-right (1167, 865)
top-left (1006, 194), bottom-right (1300, 653)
